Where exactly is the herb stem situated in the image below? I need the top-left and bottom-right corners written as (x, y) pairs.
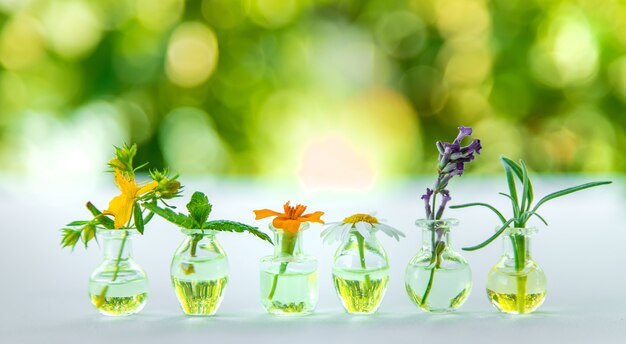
top-left (356, 232), bottom-right (371, 289)
top-left (511, 233), bottom-right (527, 313)
top-left (97, 230), bottom-right (129, 301)
top-left (421, 194), bottom-right (438, 307)
top-left (267, 231), bottom-right (297, 301)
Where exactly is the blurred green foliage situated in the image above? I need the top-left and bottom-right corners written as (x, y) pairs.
top-left (0, 0), bottom-right (623, 186)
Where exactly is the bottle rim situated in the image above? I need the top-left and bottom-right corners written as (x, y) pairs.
top-left (269, 222), bottom-right (310, 233)
top-left (96, 228), bottom-right (139, 237)
top-left (415, 218), bottom-right (459, 229)
top-left (499, 226), bottom-right (538, 236)
top-left (180, 228), bottom-right (217, 236)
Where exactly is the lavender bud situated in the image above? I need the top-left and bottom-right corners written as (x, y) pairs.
top-left (435, 189), bottom-right (451, 219)
top-left (453, 126), bottom-right (473, 145)
top-left (421, 188), bottom-right (433, 218)
top-left (436, 141), bottom-right (445, 154)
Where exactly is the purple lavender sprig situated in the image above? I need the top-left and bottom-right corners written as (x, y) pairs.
top-left (417, 126), bottom-right (481, 307)
top-left (422, 126), bottom-right (482, 221)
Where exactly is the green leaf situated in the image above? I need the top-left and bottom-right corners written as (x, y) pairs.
top-left (501, 156), bottom-right (524, 181)
top-left (530, 181), bottom-right (612, 213)
top-left (86, 202), bottom-right (115, 229)
top-left (463, 218), bottom-right (515, 251)
top-left (449, 202), bottom-right (507, 224)
top-left (81, 224), bottom-right (96, 248)
top-left (519, 160), bottom-right (534, 208)
top-left (500, 156), bottom-right (520, 219)
top-left (519, 210), bottom-right (548, 226)
top-left (186, 192), bottom-right (212, 228)
top-left (134, 202), bottom-right (144, 234)
top-left (61, 228), bottom-right (81, 250)
top-left (204, 220), bottom-right (273, 245)
top-left (66, 220), bottom-right (89, 227)
top-left (143, 202), bottom-right (194, 228)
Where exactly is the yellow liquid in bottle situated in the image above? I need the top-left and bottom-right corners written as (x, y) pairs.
top-left (172, 276), bottom-right (228, 316)
top-left (333, 267), bottom-right (388, 314)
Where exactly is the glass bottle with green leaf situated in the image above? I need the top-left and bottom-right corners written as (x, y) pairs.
top-left (451, 156), bottom-right (611, 314)
top-left (145, 192), bottom-right (272, 316)
top-left (60, 144), bottom-right (182, 316)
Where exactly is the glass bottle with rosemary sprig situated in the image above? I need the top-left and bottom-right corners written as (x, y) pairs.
top-left (405, 126), bottom-right (481, 313)
top-left (60, 144), bottom-right (182, 316)
top-left (254, 202), bottom-right (325, 316)
top-left (321, 213), bottom-right (404, 314)
top-left (145, 192), bottom-right (272, 316)
top-left (451, 156), bottom-right (611, 314)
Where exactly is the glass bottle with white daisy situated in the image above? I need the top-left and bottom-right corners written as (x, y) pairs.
top-left (322, 213), bottom-right (404, 314)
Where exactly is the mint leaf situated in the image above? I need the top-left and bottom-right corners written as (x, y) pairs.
top-left (204, 220), bottom-right (273, 245)
top-left (143, 202), bottom-right (194, 228)
top-left (186, 192), bottom-right (212, 228)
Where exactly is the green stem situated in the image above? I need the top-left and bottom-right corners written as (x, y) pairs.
top-left (511, 234), bottom-right (527, 313)
top-left (267, 232), bottom-right (298, 301)
top-left (98, 231), bottom-right (129, 300)
top-left (267, 262), bottom-right (288, 300)
top-left (421, 268), bottom-right (436, 307)
top-left (421, 194), bottom-right (438, 307)
top-left (356, 232), bottom-right (371, 289)
top-left (190, 234), bottom-right (201, 257)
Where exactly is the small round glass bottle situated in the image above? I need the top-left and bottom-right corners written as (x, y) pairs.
top-left (332, 227), bottom-right (389, 314)
top-left (171, 229), bottom-right (229, 316)
top-left (260, 223), bottom-right (318, 316)
top-left (405, 219), bottom-right (472, 313)
top-left (486, 227), bottom-right (547, 314)
top-left (88, 229), bottom-right (148, 316)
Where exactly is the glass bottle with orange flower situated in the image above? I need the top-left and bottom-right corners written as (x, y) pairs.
top-left (254, 202), bottom-right (325, 316)
top-left (60, 144), bottom-right (181, 316)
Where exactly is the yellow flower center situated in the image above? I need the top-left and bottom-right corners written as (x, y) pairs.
top-left (343, 213), bottom-right (378, 224)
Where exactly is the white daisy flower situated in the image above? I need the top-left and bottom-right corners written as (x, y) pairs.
top-left (320, 213), bottom-right (405, 244)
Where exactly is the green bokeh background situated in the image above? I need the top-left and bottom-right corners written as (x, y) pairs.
top-left (0, 0), bottom-right (623, 186)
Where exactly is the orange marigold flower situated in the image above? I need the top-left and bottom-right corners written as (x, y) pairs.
top-left (254, 201), bottom-right (324, 233)
top-left (104, 170), bottom-right (158, 229)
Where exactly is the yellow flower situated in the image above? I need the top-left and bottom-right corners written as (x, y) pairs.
top-left (104, 170), bottom-right (158, 229)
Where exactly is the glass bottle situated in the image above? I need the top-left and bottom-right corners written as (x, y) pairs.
top-left (171, 229), bottom-right (229, 316)
top-left (260, 223), bottom-right (318, 316)
top-left (88, 229), bottom-right (149, 316)
top-left (332, 227), bottom-right (389, 314)
top-left (486, 227), bottom-right (547, 314)
top-left (405, 219), bottom-right (472, 313)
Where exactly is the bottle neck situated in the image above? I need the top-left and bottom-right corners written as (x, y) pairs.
top-left (421, 228), bottom-right (451, 251)
top-left (274, 230), bottom-right (304, 257)
top-left (503, 233), bottom-right (533, 267)
top-left (102, 232), bottom-right (133, 260)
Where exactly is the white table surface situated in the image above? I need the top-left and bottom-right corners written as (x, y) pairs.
top-left (1, 176), bottom-right (624, 343)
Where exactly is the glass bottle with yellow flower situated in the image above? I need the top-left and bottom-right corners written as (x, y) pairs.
top-left (322, 213), bottom-right (404, 314)
top-left (144, 192), bottom-right (272, 316)
top-left (60, 144), bottom-right (181, 316)
top-left (254, 202), bottom-right (325, 316)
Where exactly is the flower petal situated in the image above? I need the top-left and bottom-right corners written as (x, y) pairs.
top-left (253, 209), bottom-right (284, 220)
top-left (376, 223), bottom-right (405, 241)
top-left (339, 223), bottom-right (352, 242)
top-left (137, 180), bottom-right (158, 195)
top-left (355, 221), bottom-right (372, 240)
top-left (105, 193), bottom-right (134, 229)
top-left (301, 211), bottom-right (325, 224)
top-left (273, 217), bottom-right (302, 233)
top-left (320, 223), bottom-right (342, 241)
